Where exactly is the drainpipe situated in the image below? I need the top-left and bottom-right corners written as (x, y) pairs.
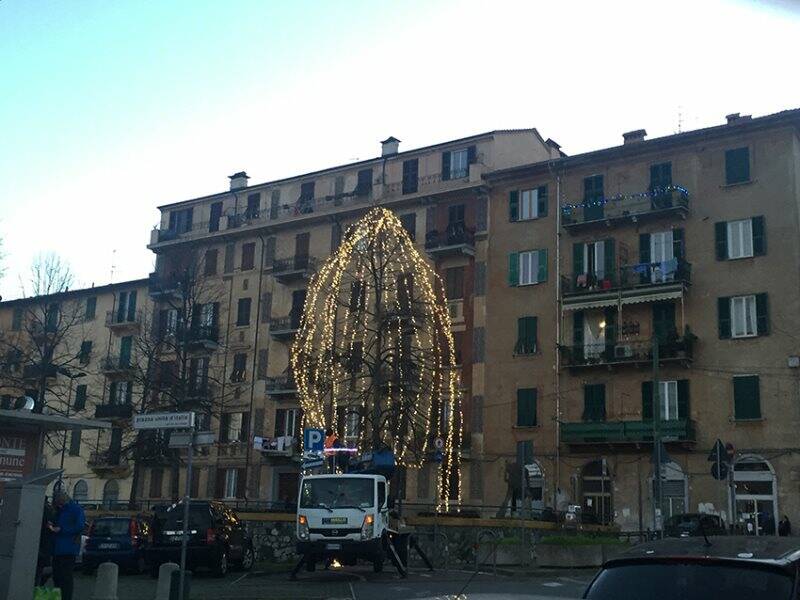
top-left (549, 160), bottom-right (563, 509)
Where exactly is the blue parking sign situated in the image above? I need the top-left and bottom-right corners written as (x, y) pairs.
top-left (304, 428), bottom-right (325, 452)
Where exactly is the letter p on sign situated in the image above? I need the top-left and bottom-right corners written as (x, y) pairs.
top-left (304, 428), bottom-right (325, 452)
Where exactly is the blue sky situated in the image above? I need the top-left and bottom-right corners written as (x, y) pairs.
top-left (1, 0), bottom-right (799, 299)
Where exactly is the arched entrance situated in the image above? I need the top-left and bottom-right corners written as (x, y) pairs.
top-left (581, 459), bottom-right (612, 525)
top-left (732, 455), bottom-right (778, 536)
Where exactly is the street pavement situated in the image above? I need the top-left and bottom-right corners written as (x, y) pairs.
top-left (72, 565), bottom-right (594, 599)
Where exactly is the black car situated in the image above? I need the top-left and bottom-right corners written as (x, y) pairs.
top-left (583, 536), bottom-right (800, 599)
top-left (83, 516), bottom-right (150, 574)
top-left (664, 513), bottom-right (727, 538)
top-left (145, 500), bottom-right (254, 577)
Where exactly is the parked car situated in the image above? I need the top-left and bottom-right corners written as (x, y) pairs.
top-left (83, 515), bottom-right (150, 574)
top-left (583, 536), bottom-right (800, 599)
top-left (663, 513), bottom-right (727, 538)
top-left (145, 500), bottom-right (254, 577)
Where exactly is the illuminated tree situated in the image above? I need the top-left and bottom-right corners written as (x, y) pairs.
top-left (291, 207), bottom-right (461, 507)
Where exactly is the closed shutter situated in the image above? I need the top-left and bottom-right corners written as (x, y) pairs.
top-left (718, 297), bottom-right (731, 339)
top-left (583, 384), bottom-right (606, 422)
top-left (69, 429), bottom-right (81, 456)
top-left (240, 412), bottom-right (250, 442)
top-left (734, 376), bottom-right (761, 419)
top-left (441, 151), bottom-right (451, 181)
top-left (725, 147), bottom-right (750, 184)
top-left (604, 240), bottom-right (615, 277)
top-left (573, 243), bottom-right (584, 275)
top-left (537, 186), bottom-right (548, 217)
top-left (677, 379), bottom-right (690, 420)
top-left (604, 306), bottom-right (617, 354)
top-left (672, 228), bottom-right (685, 259)
top-left (537, 249), bottom-right (548, 283)
top-left (516, 388), bottom-right (537, 427)
top-left (125, 381), bottom-right (133, 404)
top-left (127, 291), bottom-right (137, 321)
top-left (642, 381), bottom-right (654, 421)
top-left (74, 385), bottom-right (87, 410)
top-left (467, 145), bottom-right (477, 166)
top-left (260, 293), bottom-right (272, 324)
top-left (224, 243), bottom-right (235, 273)
top-left (220, 413), bottom-right (230, 443)
top-left (214, 469), bottom-right (225, 499)
top-left (516, 317), bottom-right (537, 354)
top-left (756, 293), bottom-right (769, 335)
top-left (573, 311), bottom-right (584, 346)
top-left (120, 336), bottom-right (132, 366)
top-left (715, 222), bottom-right (728, 260)
top-left (257, 349), bottom-right (269, 380)
top-left (265, 237), bottom-right (276, 267)
top-left (752, 216), bottom-right (766, 255)
top-left (109, 381), bottom-right (117, 404)
top-left (508, 253), bottom-right (519, 286)
top-left (509, 191), bottom-right (519, 222)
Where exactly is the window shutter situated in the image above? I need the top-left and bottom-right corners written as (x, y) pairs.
top-left (537, 249), bottom-right (548, 283)
top-left (677, 379), bottom-right (690, 420)
top-left (74, 385), bottom-right (87, 410)
top-left (715, 222), bottom-right (728, 260)
top-left (516, 388), bottom-right (537, 427)
top-left (224, 243), bottom-right (235, 273)
top-left (718, 297), bottom-right (731, 339)
top-left (240, 413), bottom-right (250, 442)
top-left (467, 145), bottom-right (477, 165)
top-left (672, 228), bottom-right (685, 259)
top-left (529, 317), bottom-right (538, 352)
top-left (274, 409), bottom-right (286, 437)
top-left (257, 349), bottom-right (269, 380)
top-left (509, 191), bottom-right (519, 222)
top-left (752, 216), bottom-right (766, 256)
top-left (214, 470), bottom-right (225, 499)
top-left (236, 468), bottom-right (247, 498)
top-left (573, 243), bottom-right (584, 275)
top-left (537, 186), bottom-right (548, 217)
top-left (69, 429), bottom-right (81, 456)
top-left (734, 376), bottom-right (761, 419)
top-left (642, 381), bottom-right (653, 421)
top-left (508, 253), bottom-right (519, 286)
top-left (220, 414), bottom-right (230, 443)
top-left (725, 147), bottom-right (750, 184)
top-left (604, 239), bottom-right (615, 274)
top-left (441, 152), bottom-right (451, 181)
top-left (265, 237), bottom-right (276, 267)
top-left (756, 293), bottom-right (769, 336)
top-left (573, 311), bottom-right (584, 346)
top-left (125, 381), bottom-right (133, 404)
top-left (109, 381), bottom-right (117, 404)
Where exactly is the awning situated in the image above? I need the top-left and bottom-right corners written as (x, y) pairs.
top-left (562, 287), bottom-right (684, 312)
top-left (0, 409), bottom-right (110, 432)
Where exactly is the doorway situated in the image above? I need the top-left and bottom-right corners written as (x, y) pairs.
top-left (732, 456), bottom-right (778, 536)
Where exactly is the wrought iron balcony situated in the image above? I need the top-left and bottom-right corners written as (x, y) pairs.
top-left (560, 419), bottom-right (696, 446)
top-left (105, 309), bottom-right (142, 330)
top-left (94, 403), bottom-right (133, 421)
top-left (265, 375), bottom-right (298, 397)
top-left (271, 256), bottom-right (317, 283)
top-left (562, 187), bottom-right (689, 232)
top-left (424, 224), bottom-right (475, 258)
top-left (148, 272), bottom-right (181, 298)
top-left (88, 450), bottom-right (130, 476)
top-left (186, 324), bottom-right (219, 349)
top-left (269, 315), bottom-right (302, 340)
top-left (257, 435), bottom-right (298, 457)
top-left (100, 355), bottom-right (135, 376)
top-left (559, 335), bottom-right (694, 370)
top-left (562, 259), bottom-right (691, 297)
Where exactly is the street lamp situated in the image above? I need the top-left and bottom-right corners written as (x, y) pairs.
top-left (55, 369), bottom-right (87, 492)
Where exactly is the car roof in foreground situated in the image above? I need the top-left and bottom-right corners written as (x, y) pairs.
top-left (607, 536), bottom-right (800, 568)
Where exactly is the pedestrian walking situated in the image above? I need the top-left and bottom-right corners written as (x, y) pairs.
top-left (779, 515), bottom-right (792, 536)
top-left (49, 490), bottom-right (86, 600)
top-left (36, 497), bottom-right (55, 586)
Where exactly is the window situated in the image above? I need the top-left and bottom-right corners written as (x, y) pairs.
top-left (399, 213), bottom-right (416, 241)
top-left (11, 307), bottom-right (23, 331)
top-left (246, 193), bottom-right (260, 219)
top-left (84, 296), bottom-right (97, 320)
top-left (649, 162), bottom-right (673, 190)
top-left (74, 384), bottom-right (87, 410)
top-left (725, 147), bottom-right (750, 184)
top-left (241, 242), bottom-right (255, 270)
top-left (231, 353), bottom-right (247, 382)
top-left (658, 381), bottom-right (679, 421)
top-left (642, 380), bottom-right (689, 421)
top-left (224, 242), bottom-right (235, 273)
top-left (509, 186), bottom-right (548, 221)
top-left (228, 412), bottom-right (243, 441)
top-left (445, 267), bottom-right (464, 300)
top-left (109, 381), bottom-right (132, 405)
top-left (189, 357), bottom-right (209, 393)
top-left (331, 222), bottom-right (343, 252)
top-left (224, 468), bottom-right (239, 499)
top-left (149, 468), bottom-right (164, 498)
top-left (168, 207), bottom-right (193, 234)
top-left (728, 219), bottom-right (753, 259)
top-left (236, 298), bottom-right (251, 326)
top-left (68, 429), bottom-right (81, 456)
top-left (516, 388), bottom-right (537, 427)
top-left (402, 159), bottom-right (419, 194)
top-left (298, 182), bottom-right (315, 214)
top-left (72, 480), bottom-right (88, 502)
top-left (509, 249), bottom-right (548, 286)
top-left (209, 201), bottom-right (223, 232)
top-left (716, 216), bottom-right (765, 260)
top-left (275, 408), bottom-right (300, 438)
top-left (257, 348), bottom-right (269, 380)
top-left (356, 168), bottom-right (373, 196)
top-left (334, 176), bottom-right (345, 197)
top-left (78, 340), bottom-right (92, 365)
top-left (515, 316), bottom-right (537, 355)
top-left (119, 336), bottom-right (133, 366)
top-left (731, 295), bottom-right (756, 338)
top-left (583, 384), bottom-right (606, 422)
top-left (204, 249), bottom-right (218, 276)
top-left (344, 409), bottom-right (360, 441)
top-left (584, 174), bottom-right (604, 202)
top-left (734, 375), bottom-right (761, 420)
top-left (516, 440), bottom-right (534, 466)
top-left (442, 145), bottom-right (475, 181)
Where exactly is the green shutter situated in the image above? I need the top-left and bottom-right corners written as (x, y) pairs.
top-left (639, 233), bottom-right (651, 264)
top-left (516, 388), bottom-right (537, 427)
top-left (537, 249), bottom-right (548, 283)
top-left (718, 297), bottom-right (731, 339)
top-left (725, 147), bottom-right (750, 185)
top-left (573, 243), bottom-right (584, 276)
top-left (752, 216), bottom-right (766, 256)
top-left (125, 381), bottom-right (133, 404)
top-left (516, 317), bottom-right (537, 354)
top-left (573, 311), bottom-right (584, 347)
top-left (672, 228), bottom-right (684, 259)
top-left (509, 191), bottom-right (519, 222)
top-left (508, 253), bottom-right (519, 286)
top-left (734, 375), bottom-right (761, 420)
top-left (604, 307), bottom-right (617, 354)
top-left (604, 240), bottom-right (615, 284)
top-left (69, 429), bottom-right (81, 456)
top-left (583, 384), bottom-right (606, 422)
top-left (120, 336), bottom-right (132, 366)
top-left (537, 186), bottom-right (548, 217)
top-left (441, 151), bottom-right (451, 181)
top-left (109, 381), bottom-right (117, 404)
top-left (756, 293), bottom-right (769, 336)
top-left (715, 222), bottom-right (728, 260)
top-left (677, 379), bottom-right (690, 420)
top-left (642, 381), bottom-right (653, 421)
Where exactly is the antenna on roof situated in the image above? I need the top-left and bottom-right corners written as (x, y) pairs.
top-left (677, 105), bottom-right (684, 134)
top-left (110, 249), bottom-right (117, 283)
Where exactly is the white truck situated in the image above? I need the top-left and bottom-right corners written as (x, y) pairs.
top-left (295, 473), bottom-right (393, 573)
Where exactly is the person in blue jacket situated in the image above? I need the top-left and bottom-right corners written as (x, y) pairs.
top-left (48, 490), bottom-right (86, 600)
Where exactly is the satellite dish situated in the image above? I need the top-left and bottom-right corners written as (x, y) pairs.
top-left (14, 396), bottom-right (35, 411)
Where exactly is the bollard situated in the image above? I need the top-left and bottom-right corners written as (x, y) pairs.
top-left (91, 562), bottom-right (118, 600)
top-left (169, 569), bottom-right (192, 600)
top-left (155, 563), bottom-right (179, 600)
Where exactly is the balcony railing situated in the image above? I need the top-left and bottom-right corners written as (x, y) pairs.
top-left (272, 256), bottom-right (317, 282)
top-left (186, 324), bottom-right (219, 347)
top-left (270, 315), bottom-right (302, 339)
top-left (425, 224), bottom-right (475, 257)
top-left (562, 187), bottom-right (689, 230)
top-left (561, 419), bottom-right (696, 445)
top-left (94, 403), bottom-right (133, 420)
top-left (105, 309), bottom-right (142, 328)
top-left (100, 355), bottom-right (135, 375)
top-left (257, 435), bottom-right (298, 457)
top-left (559, 335), bottom-right (694, 369)
top-left (561, 258), bottom-right (691, 297)
top-left (265, 375), bottom-right (298, 396)
top-left (148, 272), bottom-right (181, 297)
top-left (88, 450), bottom-right (128, 470)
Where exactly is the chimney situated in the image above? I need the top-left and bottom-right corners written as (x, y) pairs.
top-left (228, 171), bottom-right (249, 191)
top-left (622, 129), bottom-right (647, 145)
top-left (726, 113), bottom-right (752, 125)
top-left (380, 136), bottom-right (401, 157)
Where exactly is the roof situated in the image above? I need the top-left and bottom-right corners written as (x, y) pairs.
top-left (157, 128), bottom-right (543, 210)
top-left (0, 277), bottom-right (149, 309)
top-left (0, 409), bottom-right (110, 431)
top-left (486, 107), bottom-right (800, 183)
top-left (610, 536), bottom-right (800, 568)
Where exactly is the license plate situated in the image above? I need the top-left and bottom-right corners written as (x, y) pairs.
top-left (322, 517), bottom-right (347, 525)
top-left (325, 543), bottom-right (341, 550)
top-left (169, 535), bottom-right (183, 543)
top-left (98, 543), bottom-right (118, 550)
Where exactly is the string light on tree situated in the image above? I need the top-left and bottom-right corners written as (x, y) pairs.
top-left (291, 207), bottom-right (462, 510)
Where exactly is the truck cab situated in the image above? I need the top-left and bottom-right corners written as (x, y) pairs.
top-left (296, 473), bottom-right (391, 571)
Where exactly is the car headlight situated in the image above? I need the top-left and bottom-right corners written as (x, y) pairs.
top-left (361, 514), bottom-right (375, 540)
top-left (297, 515), bottom-right (309, 541)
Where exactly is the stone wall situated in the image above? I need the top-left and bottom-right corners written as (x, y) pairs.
top-left (245, 518), bottom-right (299, 563)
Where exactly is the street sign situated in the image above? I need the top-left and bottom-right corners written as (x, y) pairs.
top-left (302, 458), bottom-right (325, 470)
top-left (133, 412), bottom-right (195, 430)
top-left (708, 439), bottom-right (728, 464)
top-left (168, 430), bottom-right (215, 448)
top-left (304, 428), bottom-right (325, 452)
top-left (711, 462), bottom-right (729, 480)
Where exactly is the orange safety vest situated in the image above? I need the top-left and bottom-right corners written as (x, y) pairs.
top-left (324, 434), bottom-right (338, 449)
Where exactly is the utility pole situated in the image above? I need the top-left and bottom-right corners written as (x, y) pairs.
top-left (652, 338), bottom-right (663, 536)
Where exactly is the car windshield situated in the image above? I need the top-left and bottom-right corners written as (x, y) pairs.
top-left (91, 519), bottom-right (130, 537)
top-left (300, 478), bottom-right (374, 509)
top-left (585, 562), bottom-right (794, 600)
top-left (162, 505), bottom-right (213, 530)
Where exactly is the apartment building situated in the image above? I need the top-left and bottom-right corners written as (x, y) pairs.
top-left (0, 278), bottom-right (150, 505)
top-left (145, 130), bottom-right (562, 507)
top-left (484, 109), bottom-right (800, 532)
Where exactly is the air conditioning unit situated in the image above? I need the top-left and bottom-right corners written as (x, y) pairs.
top-left (448, 300), bottom-right (464, 322)
top-left (614, 344), bottom-right (633, 358)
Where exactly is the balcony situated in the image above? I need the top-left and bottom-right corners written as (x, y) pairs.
top-left (257, 435), bottom-right (298, 458)
top-left (265, 375), bottom-right (298, 398)
top-left (105, 309), bottom-right (142, 332)
top-left (561, 419), bottom-right (696, 447)
top-left (148, 272), bottom-right (180, 298)
top-left (22, 363), bottom-right (58, 381)
top-left (562, 187), bottom-right (689, 232)
top-left (425, 224), bottom-right (475, 258)
top-left (94, 403), bottom-right (133, 421)
top-left (100, 355), bottom-right (135, 377)
top-left (186, 324), bottom-right (219, 350)
top-left (561, 259), bottom-right (691, 311)
top-left (559, 335), bottom-right (694, 370)
top-left (270, 315), bottom-right (301, 340)
top-left (272, 256), bottom-right (316, 283)
top-left (88, 451), bottom-right (130, 477)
